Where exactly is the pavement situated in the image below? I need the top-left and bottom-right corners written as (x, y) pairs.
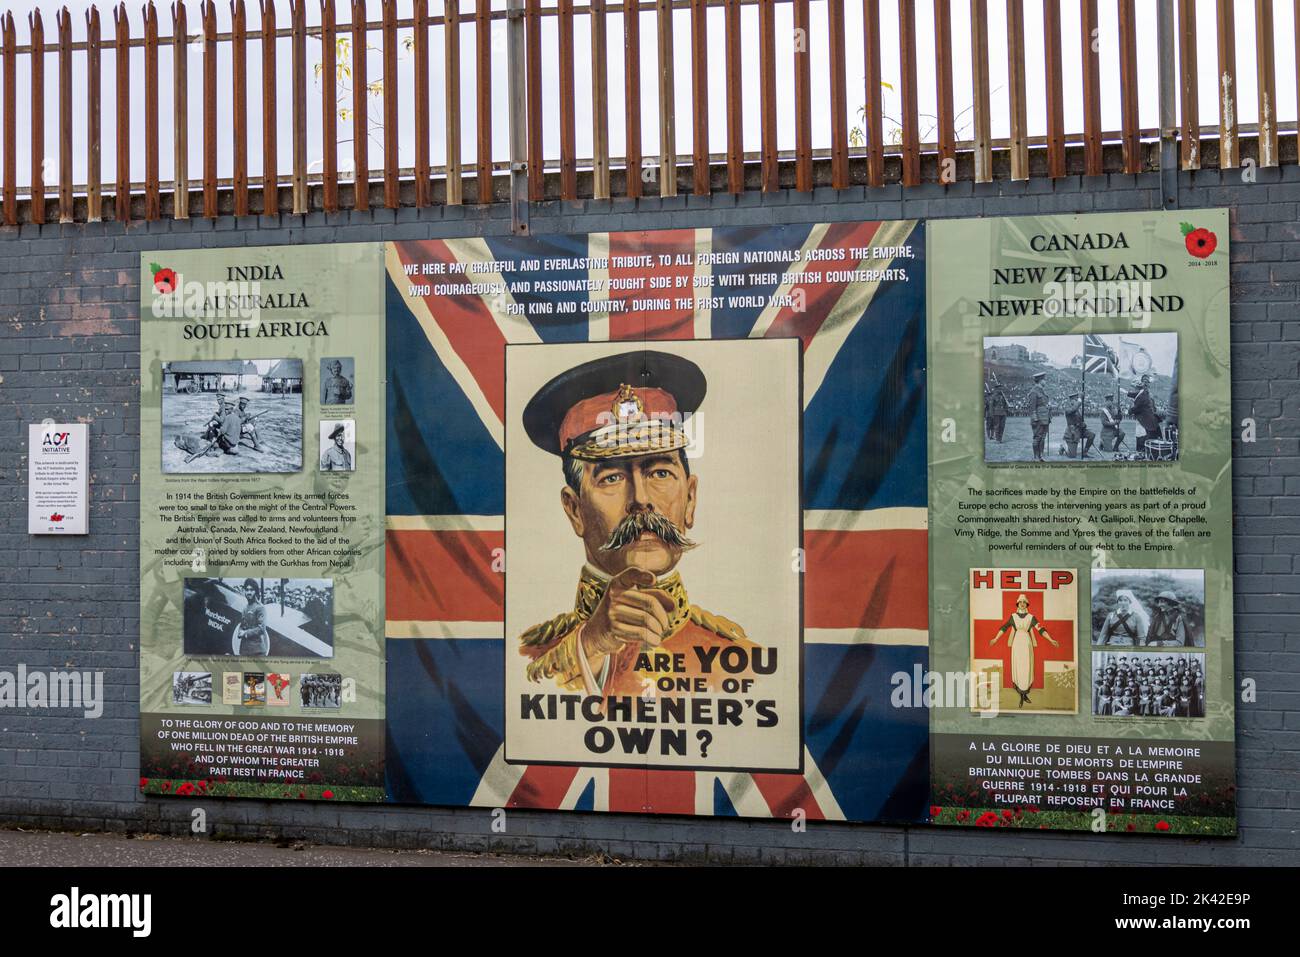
top-left (0, 827), bottom-right (604, 867)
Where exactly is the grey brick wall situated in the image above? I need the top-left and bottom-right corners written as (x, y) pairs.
top-left (1, 169), bottom-right (1296, 865)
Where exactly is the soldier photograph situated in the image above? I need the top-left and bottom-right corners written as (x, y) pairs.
top-left (319, 420), bottom-right (356, 471)
top-left (1060, 391), bottom-right (1096, 459)
top-left (1099, 394), bottom-right (1125, 452)
top-left (1127, 373), bottom-right (1162, 456)
top-left (503, 341), bottom-right (802, 770)
top-left (985, 376), bottom-right (1009, 443)
top-left (982, 333), bottom-right (1178, 465)
top-left (1094, 588), bottom-right (1150, 646)
top-left (1091, 568), bottom-right (1204, 648)
top-left (171, 671), bottom-right (212, 706)
top-left (320, 357), bottom-right (356, 406)
top-left (234, 577), bottom-right (271, 656)
top-left (182, 576), bottom-right (336, 658)
top-left (161, 358), bottom-right (303, 473)
top-left (1029, 371), bottom-right (1051, 462)
top-left (1091, 651), bottom-right (1205, 718)
top-left (300, 673), bottom-right (343, 709)
top-left (1147, 591), bottom-right (1192, 647)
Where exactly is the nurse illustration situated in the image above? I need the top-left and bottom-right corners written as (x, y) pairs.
top-left (989, 594), bottom-right (1060, 708)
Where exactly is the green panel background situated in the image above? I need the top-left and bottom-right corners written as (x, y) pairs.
top-left (138, 243), bottom-right (386, 800)
top-left (926, 209), bottom-right (1235, 832)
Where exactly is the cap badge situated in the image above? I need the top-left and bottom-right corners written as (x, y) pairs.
top-left (613, 383), bottom-right (644, 421)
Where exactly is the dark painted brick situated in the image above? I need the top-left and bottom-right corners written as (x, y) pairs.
top-left (0, 175), bottom-right (1292, 865)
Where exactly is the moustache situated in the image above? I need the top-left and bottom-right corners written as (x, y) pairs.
top-left (598, 510), bottom-right (698, 553)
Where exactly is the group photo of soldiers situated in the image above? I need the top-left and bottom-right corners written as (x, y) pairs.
top-left (300, 673), bottom-right (343, 709)
top-left (182, 576), bottom-right (336, 658)
top-left (1091, 568), bottom-right (1205, 648)
top-left (1091, 651), bottom-right (1206, 718)
top-left (982, 333), bottom-right (1179, 465)
top-left (171, 671), bottom-right (212, 706)
top-left (162, 358), bottom-right (304, 473)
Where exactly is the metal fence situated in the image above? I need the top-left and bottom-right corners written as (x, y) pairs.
top-left (0, 0), bottom-right (1294, 228)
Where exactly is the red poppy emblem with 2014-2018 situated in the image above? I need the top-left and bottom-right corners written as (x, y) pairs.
top-left (1180, 222), bottom-right (1217, 259)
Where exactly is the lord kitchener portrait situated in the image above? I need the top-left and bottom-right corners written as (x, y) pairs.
top-left (503, 340), bottom-right (802, 771)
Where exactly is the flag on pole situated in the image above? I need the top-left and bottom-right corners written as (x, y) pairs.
top-left (1083, 334), bottom-right (1118, 375)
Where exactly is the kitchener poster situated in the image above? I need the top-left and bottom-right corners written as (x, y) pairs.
top-left (502, 339), bottom-right (802, 771)
top-left (383, 224), bottom-right (930, 819)
top-left (927, 209), bottom-right (1236, 835)
top-left (138, 244), bottom-right (387, 802)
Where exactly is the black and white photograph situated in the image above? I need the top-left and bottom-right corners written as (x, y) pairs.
top-left (1092, 568), bottom-right (1205, 647)
top-left (320, 357), bottom-right (356, 405)
top-left (1091, 651), bottom-right (1206, 718)
top-left (319, 419), bottom-right (356, 471)
top-left (300, 673), bottom-right (343, 709)
top-left (983, 333), bottom-right (1178, 464)
top-left (171, 671), bottom-right (212, 706)
top-left (182, 576), bottom-right (335, 658)
top-left (162, 358), bottom-right (304, 473)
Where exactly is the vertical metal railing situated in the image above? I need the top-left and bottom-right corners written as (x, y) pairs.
top-left (0, 0), bottom-right (1297, 227)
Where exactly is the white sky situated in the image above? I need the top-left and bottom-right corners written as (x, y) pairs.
top-left (1, 0), bottom-right (1295, 188)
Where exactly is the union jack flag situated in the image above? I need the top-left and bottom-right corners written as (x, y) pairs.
top-left (383, 222), bottom-right (930, 822)
top-left (1083, 333), bottom-right (1118, 375)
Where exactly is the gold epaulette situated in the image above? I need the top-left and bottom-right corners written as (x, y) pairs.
top-left (521, 616), bottom-right (584, 687)
top-left (519, 611), bottom-right (583, 649)
top-left (688, 605), bottom-right (750, 644)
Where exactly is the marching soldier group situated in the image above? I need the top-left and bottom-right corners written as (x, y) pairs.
top-left (300, 676), bottom-right (342, 709)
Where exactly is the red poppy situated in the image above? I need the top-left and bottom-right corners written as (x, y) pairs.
top-left (139, 778), bottom-right (148, 789)
top-left (322, 789), bottom-right (335, 799)
top-left (298, 791), bottom-right (306, 799)
top-left (1183, 226), bottom-right (1216, 258)
top-left (1002, 809), bottom-right (1014, 820)
top-left (975, 812), bottom-right (998, 827)
top-left (1155, 820), bottom-right (1171, 832)
top-left (929, 805), bottom-right (942, 817)
top-left (1126, 823), bottom-right (1136, 832)
top-left (957, 810), bottom-right (970, 822)
top-left (160, 781), bottom-right (171, 791)
top-left (152, 265), bottom-right (178, 294)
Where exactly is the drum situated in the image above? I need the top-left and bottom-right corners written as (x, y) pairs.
top-left (1146, 439), bottom-right (1175, 461)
